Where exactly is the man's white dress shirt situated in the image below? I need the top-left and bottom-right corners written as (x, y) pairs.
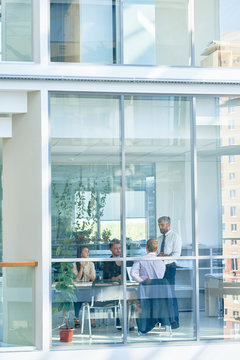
top-left (130, 252), bottom-right (166, 283)
top-left (157, 230), bottom-right (182, 265)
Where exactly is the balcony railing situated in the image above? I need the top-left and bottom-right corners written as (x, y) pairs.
top-left (0, 261), bottom-right (38, 348)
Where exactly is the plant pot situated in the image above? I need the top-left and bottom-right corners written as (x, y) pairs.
top-left (59, 328), bottom-right (74, 342)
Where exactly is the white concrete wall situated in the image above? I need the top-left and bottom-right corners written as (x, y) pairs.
top-left (1, 342), bottom-right (240, 360)
top-left (2, 91), bottom-right (50, 349)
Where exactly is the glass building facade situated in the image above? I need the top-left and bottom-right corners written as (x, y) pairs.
top-left (0, 1), bottom-right (240, 359)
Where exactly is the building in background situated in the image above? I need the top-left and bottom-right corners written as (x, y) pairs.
top-left (1, 1), bottom-right (240, 359)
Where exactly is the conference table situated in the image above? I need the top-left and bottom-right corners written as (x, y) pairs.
top-left (52, 281), bottom-right (139, 304)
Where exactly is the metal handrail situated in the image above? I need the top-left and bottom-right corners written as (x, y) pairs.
top-left (0, 262), bottom-right (38, 267)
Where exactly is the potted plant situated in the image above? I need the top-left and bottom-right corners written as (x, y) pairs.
top-left (101, 228), bottom-right (112, 243)
top-left (53, 238), bottom-right (77, 342)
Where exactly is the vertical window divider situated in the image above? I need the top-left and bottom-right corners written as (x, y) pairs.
top-left (189, 0), bottom-right (195, 66)
top-left (120, 0), bottom-right (124, 64)
top-left (191, 96), bottom-right (199, 341)
top-left (120, 94), bottom-right (127, 343)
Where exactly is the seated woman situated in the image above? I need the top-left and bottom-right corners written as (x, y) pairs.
top-left (73, 246), bottom-right (96, 328)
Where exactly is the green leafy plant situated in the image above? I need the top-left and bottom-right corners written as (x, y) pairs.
top-left (101, 228), bottom-right (112, 243)
top-left (52, 178), bottom-right (110, 245)
top-left (53, 238), bottom-right (77, 329)
top-left (74, 180), bottom-right (110, 244)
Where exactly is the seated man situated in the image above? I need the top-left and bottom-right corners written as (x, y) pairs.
top-left (103, 239), bottom-right (122, 281)
top-left (130, 238), bottom-right (165, 282)
top-left (103, 238), bottom-right (134, 331)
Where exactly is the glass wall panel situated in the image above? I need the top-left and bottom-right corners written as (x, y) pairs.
top-left (0, 140), bottom-right (2, 262)
top-left (52, 261), bottom-right (124, 346)
top-left (124, 96), bottom-right (192, 256)
top-left (127, 259), bottom-right (195, 342)
top-left (0, 266), bottom-right (34, 346)
top-left (50, 93), bottom-right (121, 259)
top-left (200, 257), bottom-right (240, 340)
top-left (123, 0), bottom-right (190, 65)
top-left (195, 0), bottom-right (240, 67)
top-left (0, 0), bottom-right (32, 61)
top-left (50, 0), bottom-right (120, 63)
top-left (196, 97), bottom-right (240, 255)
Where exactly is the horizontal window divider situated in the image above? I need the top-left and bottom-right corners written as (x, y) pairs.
top-left (51, 255), bottom-right (240, 263)
top-left (0, 261), bottom-right (38, 267)
top-left (51, 257), bottom-right (124, 263)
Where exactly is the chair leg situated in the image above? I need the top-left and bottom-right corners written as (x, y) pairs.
top-left (127, 303), bottom-right (131, 329)
top-left (87, 303), bottom-right (92, 339)
top-left (118, 301), bottom-right (123, 325)
top-left (165, 325), bottom-right (172, 335)
top-left (114, 306), bottom-right (117, 326)
top-left (81, 304), bottom-right (85, 334)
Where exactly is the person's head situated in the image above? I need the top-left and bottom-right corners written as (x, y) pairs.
top-left (109, 239), bottom-right (121, 257)
top-left (158, 216), bottom-right (171, 234)
top-left (77, 246), bottom-right (89, 259)
top-left (146, 238), bottom-right (159, 253)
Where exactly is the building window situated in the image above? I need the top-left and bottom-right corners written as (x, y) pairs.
top-left (232, 258), bottom-right (238, 270)
top-left (233, 311), bottom-right (239, 318)
top-left (229, 173), bottom-right (236, 180)
top-left (233, 295), bottom-right (239, 303)
top-left (231, 239), bottom-right (237, 246)
top-left (229, 137), bottom-right (235, 145)
top-left (231, 224), bottom-right (237, 232)
top-left (230, 190), bottom-right (236, 199)
top-left (229, 120), bottom-right (235, 130)
top-left (231, 206), bottom-right (237, 217)
top-left (225, 308), bottom-right (228, 315)
top-left (234, 323), bottom-right (240, 329)
top-left (229, 155), bottom-right (235, 163)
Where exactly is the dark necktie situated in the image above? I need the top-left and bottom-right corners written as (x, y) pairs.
top-left (160, 233), bottom-right (166, 253)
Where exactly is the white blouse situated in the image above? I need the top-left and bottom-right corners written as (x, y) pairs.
top-left (73, 262), bottom-right (96, 282)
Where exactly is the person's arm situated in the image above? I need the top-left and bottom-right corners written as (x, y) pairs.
top-left (159, 261), bottom-right (166, 279)
top-left (169, 234), bottom-right (182, 257)
top-left (84, 262), bottom-right (96, 282)
top-left (130, 261), bottom-right (143, 283)
top-left (73, 262), bottom-right (83, 281)
top-left (72, 263), bottom-right (78, 276)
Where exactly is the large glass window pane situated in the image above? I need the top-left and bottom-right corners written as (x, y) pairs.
top-left (0, 140), bottom-right (2, 262)
top-left (0, 0), bottom-right (32, 61)
top-left (52, 261), bottom-right (124, 346)
top-left (195, 0), bottom-right (240, 67)
top-left (196, 97), bottom-right (240, 255)
top-left (200, 257), bottom-right (240, 340)
top-left (127, 259), bottom-right (195, 342)
top-left (124, 96), bottom-right (192, 257)
top-left (50, 93), bottom-right (121, 259)
top-left (50, 0), bottom-right (120, 64)
top-left (0, 266), bottom-right (34, 346)
top-left (123, 0), bottom-right (190, 65)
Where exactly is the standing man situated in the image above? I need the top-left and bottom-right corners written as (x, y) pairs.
top-left (157, 216), bottom-right (182, 328)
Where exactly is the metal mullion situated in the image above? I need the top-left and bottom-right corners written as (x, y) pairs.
top-left (189, 0), bottom-right (195, 66)
top-left (191, 96), bottom-right (199, 341)
top-left (120, 0), bottom-right (124, 64)
top-left (51, 257), bottom-right (124, 263)
top-left (120, 94), bottom-right (127, 344)
top-left (51, 254), bottom-right (240, 263)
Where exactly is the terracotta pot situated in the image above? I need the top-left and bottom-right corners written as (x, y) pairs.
top-left (59, 328), bottom-right (74, 342)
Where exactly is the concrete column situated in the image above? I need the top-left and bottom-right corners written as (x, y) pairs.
top-left (2, 90), bottom-right (50, 349)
